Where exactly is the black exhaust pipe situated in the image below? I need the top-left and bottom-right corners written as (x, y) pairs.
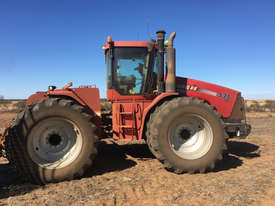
top-left (156, 30), bottom-right (166, 93)
top-left (166, 32), bottom-right (176, 93)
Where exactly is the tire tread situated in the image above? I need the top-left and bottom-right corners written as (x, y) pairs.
top-left (146, 97), bottom-right (227, 174)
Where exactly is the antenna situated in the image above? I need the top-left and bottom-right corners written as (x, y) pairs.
top-left (146, 20), bottom-right (153, 40)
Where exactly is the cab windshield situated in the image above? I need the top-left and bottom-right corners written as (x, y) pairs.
top-left (106, 47), bottom-right (156, 95)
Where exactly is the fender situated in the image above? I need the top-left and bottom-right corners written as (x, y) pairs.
top-left (26, 87), bottom-right (101, 116)
top-left (139, 92), bottom-right (179, 139)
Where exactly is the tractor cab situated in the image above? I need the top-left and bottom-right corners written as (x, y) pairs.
top-left (105, 44), bottom-right (157, 96)
top-left (104, 40), bottom-right (159, 100)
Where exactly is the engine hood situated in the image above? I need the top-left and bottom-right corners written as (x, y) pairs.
top-left (176, 77), bottom-right (241, 118)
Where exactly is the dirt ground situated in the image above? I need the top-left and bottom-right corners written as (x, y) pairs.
top-left (0, 112), bottom-right (275, 206)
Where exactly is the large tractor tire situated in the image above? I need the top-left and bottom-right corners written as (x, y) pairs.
top-left (146, 97), bottom-right (227, 173)
top-left (5, 98), bottom-right (98, 184)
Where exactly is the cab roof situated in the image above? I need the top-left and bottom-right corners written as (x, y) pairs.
top-left (104, 41), bottom-right (149, 49)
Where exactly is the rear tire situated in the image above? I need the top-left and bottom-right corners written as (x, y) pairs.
top-left (5, 98), bottom-right (98, 184)
top-left (146, 97), bottom-right (226, 173)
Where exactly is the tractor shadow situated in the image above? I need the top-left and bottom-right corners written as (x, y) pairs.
top-left (87, 139), bottom-right (260, 176)
top-left (0, 161), bottom-right (39, 199)
top-left (85, 140), bottom-right (154, 177)
top-left (214, 140), bottom-right (260, 172)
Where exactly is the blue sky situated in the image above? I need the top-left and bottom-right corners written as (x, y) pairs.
top-left (0, 0), bottom-right (275, 99)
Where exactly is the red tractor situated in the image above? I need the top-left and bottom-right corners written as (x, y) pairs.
top-left (1, 30), bottom-right (251, 184)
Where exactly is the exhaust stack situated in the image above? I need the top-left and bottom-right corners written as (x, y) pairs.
top-left (166, 32), bottom-right (176, 93)
top-left (156, 30), bottom-right (166, 93)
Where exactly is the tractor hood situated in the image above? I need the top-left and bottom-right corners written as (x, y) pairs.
top-left (176, 77), bottom-right (241, 118)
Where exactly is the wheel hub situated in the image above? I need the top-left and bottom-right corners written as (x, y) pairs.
top-left (176, 128), bottom-right (191, 144)
top-left (168, 114), bottom-right (213, 160)
top-left (47, 133), bottom-right (62, 147)
top-left (48, 134), bottom-right (61, 146)
top-left (27, 117), bottom-right (83, 169)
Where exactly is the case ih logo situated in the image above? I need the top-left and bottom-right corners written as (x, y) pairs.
top-left (217, 92), bottom-right (231, 101)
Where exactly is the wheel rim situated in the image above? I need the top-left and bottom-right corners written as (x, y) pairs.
top-left (27, 117), bottom-right (83, 169)
top-left (168, 114), bottom-right (213, 160)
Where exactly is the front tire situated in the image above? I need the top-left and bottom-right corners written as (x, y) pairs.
top-left (147, 97), bottom-right (226, 173)
top-left (5, 98), bottom-right (98, 184)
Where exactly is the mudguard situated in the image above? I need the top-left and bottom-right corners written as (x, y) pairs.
top-left (26, 87), bottom-right (101, 116)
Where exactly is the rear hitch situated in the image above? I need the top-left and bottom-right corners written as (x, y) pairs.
top-left (0, 120), bottom-right (12, 158)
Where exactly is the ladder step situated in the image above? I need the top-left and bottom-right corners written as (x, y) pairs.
top-left (120, 112), bottom-right (133, 115)
top-left (120, 125), bottom-right (132, 128)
